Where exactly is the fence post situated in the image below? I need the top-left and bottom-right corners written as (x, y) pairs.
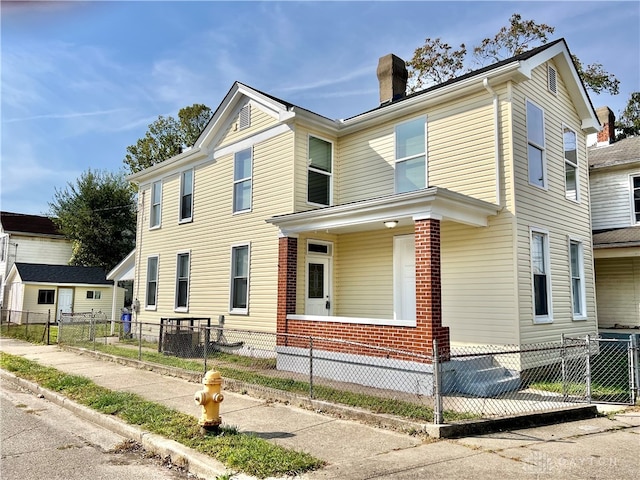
top-left (138, 321), bottom-right (143, 361)
top-left (585, 334), bottom-right (592, 404)
top-left (47, 310), bottom-right (51, 345)
top-left (309, 336), bottom-right (314, 399)
top-left (203, 326), bottom-right (208, 374)
top-left (25, 311), bottom-right (29, 340)
top-left (560, 333), bottom-right (567, 400)
top-left (433, 338), bottom-right (443, 425)
top-left (630, 335), bottom-right (638, 406)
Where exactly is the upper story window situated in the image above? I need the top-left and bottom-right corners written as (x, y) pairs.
top-left (150, 181), bottom-right (162, 228)
top-left (531, 229), bottom-right (552, 323)
top-left (239, 104), bottom-right (251, 130)
top-left (632, 175), bottom-right (640, 224)
top-left (146, 255), bottom-right (159, 309)
top-left (37, 289), bottom-right (55, 305)
top-left (233, 148), bottom-right (252, 213)
top-left (180, 169), bottom-right (194, 222)
top-left (175, 252), bottom-right (190, 310)
top-left (527, 101), bottom-right (546, 188)
top-left (395, 117), bottom-right (426, 193)
top-left (569, 239), bottom-right (586, 319)
top-left (307, 136), bottom-right (333, 206)
top-left (0, 236), bottom-right (6, 261)
top-left (230, 244), bottom-right (250, 314)
top-left (563, 126), bottom-right (578, 201)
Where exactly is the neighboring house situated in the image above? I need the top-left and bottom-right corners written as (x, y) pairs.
top-left (5, 263), bottom-right (124, 322)
top-left (0, 211), bottom-right (73, 308)
top-left (128, 39), bottom-right (599, 372)
top-left (588, 108), bottom-right (640, 329)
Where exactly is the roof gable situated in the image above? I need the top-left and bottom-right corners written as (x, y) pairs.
top-left (1, 211), bottom-right (63, 237)
top-left (13, 263), bottom-right (112, 285)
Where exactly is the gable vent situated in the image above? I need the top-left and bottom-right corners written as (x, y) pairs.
top-left (239, 104), bottom-right (251, 130)
top-left (547, 65), bottom-right (557, 95)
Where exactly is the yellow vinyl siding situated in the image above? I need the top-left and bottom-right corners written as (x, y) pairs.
top-left (21, 284), bottom-right (55, 315)
top-left (512, 61), bottom-right (597, 344)
top-left (595, 257), bottom-right (640, 328)
top-left (215, 103), bottom-right (279, 149)
top-left (73, 287), bottom-right (118, 316)
top-left (135, 129), bottom-right (294, 332)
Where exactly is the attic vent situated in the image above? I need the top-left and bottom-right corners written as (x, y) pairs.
top-left (547, 65), bottom-right (557, 95)
top-left (239, 104), bottom-right (251, 130)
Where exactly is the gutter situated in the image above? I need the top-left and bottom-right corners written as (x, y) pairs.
top-left (483, 78), bottom-right (502, 207)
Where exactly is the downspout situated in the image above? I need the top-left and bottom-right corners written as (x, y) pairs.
top-left (483, 78), bottom-right (502, 207)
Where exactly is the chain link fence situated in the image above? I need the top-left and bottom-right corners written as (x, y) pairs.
top-left (0, 309), bottom-right (52, 343)
top-left (5, 311), bottom-right (637, 424)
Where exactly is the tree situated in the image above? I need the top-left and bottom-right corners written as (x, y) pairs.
top-left (616, 92), bottom-right (640, 140)
top-left (408, 13), bottom-right (619, 96)
top-left (49, 169), bottom-right (137, 272)
top-left (124, 103), bottom-right (212, 174)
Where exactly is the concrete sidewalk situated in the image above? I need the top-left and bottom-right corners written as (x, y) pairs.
top-left (1, 338), bottom-right (638, 479)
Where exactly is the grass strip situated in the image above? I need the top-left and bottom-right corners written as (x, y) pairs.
top-left (0, 352), bottom-right (324, 478)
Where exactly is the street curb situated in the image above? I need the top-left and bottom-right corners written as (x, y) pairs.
top-left (60, 345), bottom-right (601, 438)
top-left (0, 369), bottom-right (253, 480)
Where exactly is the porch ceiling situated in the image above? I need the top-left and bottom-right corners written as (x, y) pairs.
top-left (267, 187), bottom-right (500, 235)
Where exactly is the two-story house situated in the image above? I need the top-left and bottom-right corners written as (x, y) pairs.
top-left (588, 107), bottom-right (640, 330)
top-left (128, 39), bottom-right (599, 377)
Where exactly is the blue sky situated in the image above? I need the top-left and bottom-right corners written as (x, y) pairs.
top-left (2, 1), bottom-right (639, 215)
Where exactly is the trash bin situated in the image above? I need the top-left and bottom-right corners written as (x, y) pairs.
top-left (121, 312), bottom-right (132, 335)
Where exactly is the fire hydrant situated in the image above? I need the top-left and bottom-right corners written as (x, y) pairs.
top-left (194, 370), bottom-right (224, 433)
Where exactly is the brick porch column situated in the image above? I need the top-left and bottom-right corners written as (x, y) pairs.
top-left (277, 236), bottom-right (297, 343)
top-left (415, 217), bottom-right (450, 360)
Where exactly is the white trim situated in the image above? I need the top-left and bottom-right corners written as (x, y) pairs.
top-left (306, 134), bottom-right (334, 207)
top-left (229, 242), bottom-right (250, 315)
top-left (178, 169), bottom-right (194, 224)
top-left (530, 227), bottom-right (553, 324)
top-left (568, 236), bottom-right (587, 321)
top-left (526, 99), bottom-right (547, 190)
top-left (233, 147), bottom-right (253, 214)
top-left (631, 174), bottom-right (640, 225)
top-left (149, 180), bottom-right (163, 229)
top-left (394, 116), bottom-right (427, 193)
top-left (213, 123), bottom-right (292, 160)
top-left (562, 124), bottom-right (580, 203)
top-left (145, 254), bottom-right (159, 310)
top-left (174, 250), bottom-right (191, 312)
top-left (287, 314), bottom-right (416, 328)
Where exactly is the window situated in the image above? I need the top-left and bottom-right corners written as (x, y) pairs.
top-left (633, 176), bottom-right (640, 223)
top-left (307, 136), bottom-right (333, 206)
top-left (239, 104), bottom-right (251, 130)
top-left (233, 148), bottom-right (252, 213)
top-left (180, 169), bottom-right (193, 222)
top-left (548, 65), bottom-right (557, 94)
top-left (175, 252), bottom-right (190, 310)
top-left (86, 290), bottom-right (102, 300)
top-left (395, 117), bottom-right (426, 193)
top-left (230, 244), bottom-right (249, 313)
top-left (150, 181), bottom-right (162, 228)
top-left (38, 289), bottom-right (55, 304)
top-left (569, 240), bottom-right (585, 319)
top-left (146, 256), bottom-right (159, 309)
top-left (531, 230), bottom-right (552, 322)
top-left (527, 101), bottom-right (546, 188)
top-left (564, 126), bottom-right (578, 201)
top-left (0, 236), bottom-right (6, 261)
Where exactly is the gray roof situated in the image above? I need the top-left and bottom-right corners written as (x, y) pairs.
top-left (13, 263), bottom-right (112, 285)
top-left (589, 136), bottom-right (640, 170)
top-left (593, 226), bottom-right (640, 249)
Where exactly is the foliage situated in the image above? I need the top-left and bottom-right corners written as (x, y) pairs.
top-left (407, 38), bottom-right (466, 92)
top-left (124, 103), bottom-right (212, 174)
top-left (0, 352), bottom-right (324, 478)
top-left (616, 92), bottom-right (640, 139)
top-left (408, 13), bottom-right (619, 96)
top-left (49, 169), bottom-right (136, 272)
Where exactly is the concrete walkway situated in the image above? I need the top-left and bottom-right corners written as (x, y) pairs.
top-left (1, 338), bottom-right (638, 479)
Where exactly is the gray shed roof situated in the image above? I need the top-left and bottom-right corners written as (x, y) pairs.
top-left (13, 263), bottom-right (112, 285)
top-left (593, 226), bottom-right (640, 249)
top-left (589, 136), bottom-right (640, 170)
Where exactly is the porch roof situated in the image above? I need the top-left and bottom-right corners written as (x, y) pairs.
top-left (267, 187), bottom-right (500, 235)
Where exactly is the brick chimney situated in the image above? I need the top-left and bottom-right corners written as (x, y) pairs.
top-left (377, 54), bottom-right (408, 105)
top-left (595, 106), bottom-right (616, 145)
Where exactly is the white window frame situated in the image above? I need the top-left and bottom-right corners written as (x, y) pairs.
top-left (229, 243), bottom-right (250, 315)
top-left (150, 180), bottom-right (162, 229)
top-left (146, 255), bottom-right (159, 310)
top-left (179, 169), bottom-right (194, 223)
top-left (0, 235), bottom-right (6, 261)
top-left (395, 116), bottom-right (427, 193)
top-left (631, 174), bottom-right (640, 225)
top-left (563, 125), bottom-right (579, 202)
top-left (568, 237), bottom-right (586, 320)
top-left (174, 251), bottom-right (190, 312)
top-left (530, 228), bottom-right (553, 324)
top-left (233, 148), bottom-right (252, 214)
top-left (307, 135), bottom-right (334, 207)
top-left (86, 290), bottom-right (102, 300)
top-left (526, 100), bottom-right (547, 189)
top-left (37, 289), bottom-right (55, 305)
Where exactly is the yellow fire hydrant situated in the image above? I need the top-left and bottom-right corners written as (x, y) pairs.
top-left (194, 370), bottom-right (224, 433)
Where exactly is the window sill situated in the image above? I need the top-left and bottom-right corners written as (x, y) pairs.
top-left (533, 316), bottom-right (553, 324)
top-left (145, 306), bottom-right (157, 311)
top-left (528, 182), bottom-right (548, 191)
top-left (572, 315), bottom-right (588, 322)
top-left (174, 307), bottom-right (189, 313)
top-left (178, 218), bottom-right (193, 225)
top-left (149, 225), bottom-right (162, 231)
top-left (232, 209), bottom-right (252, 215)
top-left (229, 308), bottom-right (248, 316)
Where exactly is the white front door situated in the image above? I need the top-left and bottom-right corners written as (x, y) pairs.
top-left (393, 235), bottom-right (416, 321)
top-left (57, 288), bottom-right (73, 321)
top-left (306, 257), bottom-right (331, 316)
